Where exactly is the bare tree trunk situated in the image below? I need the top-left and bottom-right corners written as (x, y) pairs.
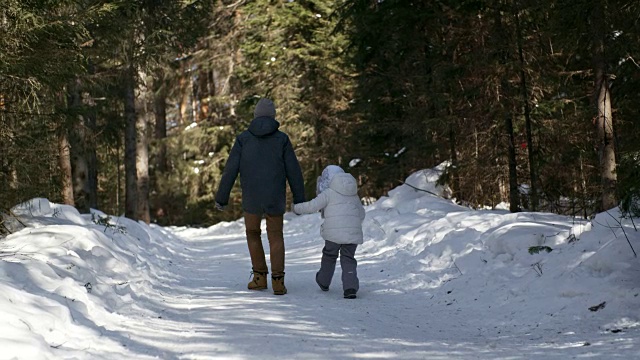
top-left (198, 69), bottom-right (210, 121)
top-left (448, 120), bottom-right (460, 199)
top-left (515, 9), bottom-right (538, 211)
top-left (154, 78), bottom-right (168, 173)
top-left (580, 151), bottom-right (589, 218)
top-left (86, 105), bottom-right (98, 210)
top-left (86, 60), bottom-right (98, 210)
top-left (57, 128), bottom-right (75, 206)
top-left (208, 69), bottom-right (216, 98)
top-left (0, 18), bottom-right (10, 208)
top-left (136, 76), bottom-right (151, 224)
top-left (505, 114), bottom-right (520, 212)
top-left (179, 61), bottom-right (190, 124)
top-left (494, 6), bottom-right (520, 212)
top-left (124, 65), bottom-right (138, 220)
top-left (591, 2), bottom-right (617, 210)
top-left (116, 142), bottom-right (122, 215)
top-left (68, 79), bottom-right (91, 213)
top-left (153, 76), bottom-right (168, 222)
top-left (0, 95), bottom-right (17, 209)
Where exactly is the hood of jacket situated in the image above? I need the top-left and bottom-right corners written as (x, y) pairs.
top-left (329, 173), bottom-right (358, 196)
top-left (248, 116), bottom-right (280, 137)
top-left (317, 165), bottom-right (345, 194)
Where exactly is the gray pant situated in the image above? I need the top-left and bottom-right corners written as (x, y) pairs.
top-left (317, 241), bottom-right (359, 291)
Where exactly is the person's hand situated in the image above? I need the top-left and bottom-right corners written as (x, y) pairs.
top-left (215, 202), bottom-right (226, 211)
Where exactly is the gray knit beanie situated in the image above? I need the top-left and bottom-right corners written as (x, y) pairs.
top-left (254, 98), bottom-right (276, 118)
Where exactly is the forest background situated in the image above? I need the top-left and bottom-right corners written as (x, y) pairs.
top-left (1, 0), bottom-right (639, 228)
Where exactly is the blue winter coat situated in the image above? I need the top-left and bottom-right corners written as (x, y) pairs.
top-left (215, 116), bottom-right (305, 215)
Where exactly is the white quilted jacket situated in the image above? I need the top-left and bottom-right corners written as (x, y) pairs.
top-left (293, 173), bottom-right (365, 244)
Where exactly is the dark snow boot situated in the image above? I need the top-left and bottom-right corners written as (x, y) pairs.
top-left (248, 270), bottom-right (268, 290)
top-left (343, 288), bottom-right (357, 299)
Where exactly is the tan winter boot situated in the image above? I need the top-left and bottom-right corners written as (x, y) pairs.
top-left (272, 275), bottom-right (287, 295)
top-left (248, 270), bottom-right (268, 290)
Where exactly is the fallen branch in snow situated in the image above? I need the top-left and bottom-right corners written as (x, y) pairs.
top-left (531, 261), bottom-right (543, 276)
top-left (0, 252), bottom-right (46, 263)
top-left (92, 214), bottom-right (127, 234)
top-left (452, 261), bottom-right (463, 276)
top-left (19, 319), bottom-right (32, 331)
top-left (588, 301), bottom-right (606, 312)
top-left (50, 342), bottom-right (67, 349)
top-left (401, 181), bottom-right (440, 197)
top-left (0, 210), bottom-right (26, 235)
top-left (630, 216), bottom-right (638, 232)
top-left (0, 240), bottom-right (35, 261)
top-left (604, 211), bottom-right (637, 258)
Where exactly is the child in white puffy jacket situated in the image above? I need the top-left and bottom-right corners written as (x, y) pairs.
top-left (293, 165), bottom-right (365, 299)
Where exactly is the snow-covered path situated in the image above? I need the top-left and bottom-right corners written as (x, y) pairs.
top-left (156, 222), bottom-right (463, 360)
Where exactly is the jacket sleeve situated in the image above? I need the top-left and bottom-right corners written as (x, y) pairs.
top-left (293, 191), bottom-right (329, 215)
top-left (215, 137), bottom-right (242, 205)
top-left (283, 135), bottom-right (306, 204)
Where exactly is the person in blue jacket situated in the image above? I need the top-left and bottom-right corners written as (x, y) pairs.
top-left (215, 98), bottom-right (305, 295)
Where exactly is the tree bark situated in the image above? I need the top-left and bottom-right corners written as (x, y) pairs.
top-left (505, 114), bottom-right (520, 212)
top-left (86, 103), bottom-right (98, 210)
top-left (153, 76), bottom-right (168, 222)
top-left (591, 1), bottom-right (617, 210)
top-left (198, 69), bottom-right (210, 121)
top-left (68, 78), bottom-right (92, 213)
top-left (57, 128), bottom-right (75, 206)
top-left (494, 5), bottom-right (520, 212)
top-left (124, 65), bottom-right (138, 220)
top-left (0, 96), bottom-right (18, 206)
top-left (313, 110), bottom-right (324, 197)
top-left (515, 9), bottom-right (538, 211)
top-left (154, 78), bottom-right (168, 173)
top-left (86, 60), bottom-right (98, 210)
top-left (179, 61), bottom-right (190, 124)
top-left (136, 76), bottom-right (151, 224)
top-left (448, 120), bottom-right (459, 200)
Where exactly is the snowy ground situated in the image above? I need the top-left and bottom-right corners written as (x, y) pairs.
top-left (1, 166), bottom-right (640, 359)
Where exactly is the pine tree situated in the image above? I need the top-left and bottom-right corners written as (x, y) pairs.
top-left (0, 0), bottom-right (90, 216)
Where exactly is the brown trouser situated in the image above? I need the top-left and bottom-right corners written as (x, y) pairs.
top-left (244, 212), bottom-right (285, 277)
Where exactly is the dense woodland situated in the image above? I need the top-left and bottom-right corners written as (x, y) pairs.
top-left (1, 0), bottom-right (639, 229)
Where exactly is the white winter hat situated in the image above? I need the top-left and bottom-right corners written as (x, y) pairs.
top-left (316, 165), bottom-right (345, 195)
top-left (254, 98), bottom-right (276, 118)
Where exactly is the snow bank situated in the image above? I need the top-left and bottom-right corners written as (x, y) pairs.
top-left (356, 167), bottom-right (640, 338)
top-left (1, 199), bottom-right (178, 359)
